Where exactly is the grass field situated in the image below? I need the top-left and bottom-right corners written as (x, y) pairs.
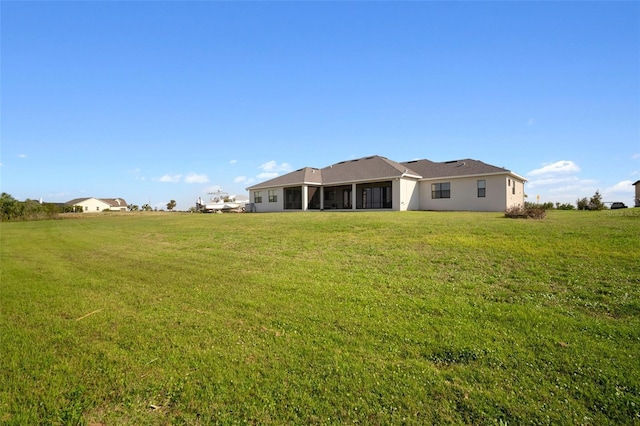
top-left (1, 210), bottom-right (639, 425)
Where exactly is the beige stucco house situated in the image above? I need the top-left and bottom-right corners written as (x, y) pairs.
top-left (634, 180), bottom-right (640, 207)
top-left (65, 197), bottom-right (128, 213)
top-left (246, 155), bottom-right (526, 212)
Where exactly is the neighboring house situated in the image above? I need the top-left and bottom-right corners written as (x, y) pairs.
top-left (65, 197), bottom-right (128, 213)
top-left (634, 180), bottom-right (640, 207)
top-left (246, 155), bottom-right (526, 212)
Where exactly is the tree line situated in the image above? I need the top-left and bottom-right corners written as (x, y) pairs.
top-left (1, 193), bottom-right (184, 221)
top-left (0, 193), bottom-right (75, 221)
top-left (526, 190), bottom-right (607, 211)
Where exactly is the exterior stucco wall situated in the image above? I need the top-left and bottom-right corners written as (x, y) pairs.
top-left (506, 177), bottom-right (526, 209)
top-left (251, 188), bottom-right (285, 212)
top-left (398, 178), bottom-right (419, 211)
top-left (418, 175), bottom-right (523, 212)
top-left (74, 198), bottom-right (111, 213)
top-left (248, 175), bottom-right (524, 213)
top-left (635, 183), bottom-right (640, 207)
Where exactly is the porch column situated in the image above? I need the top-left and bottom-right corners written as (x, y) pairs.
top-left (302, 185), bottom-right (308, 211)
top-left (320, 187), bottom-right (325, 210)
top-left (352, 183), bottom-right (357, 210)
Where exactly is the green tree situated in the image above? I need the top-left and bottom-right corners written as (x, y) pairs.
top-left (167, 200), bottom-right (177, 211)
top-left (577, 197), bottom-right (589, 210)
top-left (141, 204), bottom-right (153, 212)
top-left (1, 193), bottom-right (20, 221)
top-left (588, 190), bottom-right (605, 211)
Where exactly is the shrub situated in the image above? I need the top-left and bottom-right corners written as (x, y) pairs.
top-left (505, 205), bottom-right (546, 219)
top-left (556, 202), bottom-right (575, 210)
top-left (505, 206), bottom-right (528, 218)
top-left (526, 207), bottom-right (547, 219)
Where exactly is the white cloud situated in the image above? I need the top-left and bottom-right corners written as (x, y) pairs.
top-left (257, 172), bottom-right (279, 179)
top-left (524, 160), bottom-right (597, 204)
top-left (253, 160), bottom-right (292, 181)
top-left (156, 174), bottom-right (182, 183)
top-left (605, 180), bottom-right (634, 193)
top-left (236, 176), bottom-right (255, 185)
top-left (184, 173), bottom-right (209, 184)
top-left (18, 154), bottom-right (27, 158)
top-left (259, 160), bottom-right (292, 173)
top-left (527, 118), bottom-right (535, 126)
top-left (154, 172), bottom-right (209, 183)
top-left (632, 153), bottom-right (640, 160)
top-left (548, 183), bottom-right (596, 194)
top-left (527, 176), bottom-right (597, 190)
top-left (528, 160), bottom-right (580, 177)
top-left (230, 159), bottom-right (238, 165)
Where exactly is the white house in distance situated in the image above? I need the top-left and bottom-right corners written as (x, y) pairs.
top-left (246, 155), bottom-right (526, 212)
top-left (65, 197), bottom-right (128, 213)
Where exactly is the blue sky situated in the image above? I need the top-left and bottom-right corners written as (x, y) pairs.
top-left (2, 1), bottom-right (639, 210)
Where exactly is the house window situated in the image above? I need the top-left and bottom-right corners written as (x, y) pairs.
top-left (284, 187), bottom-right (302, 209)
top-left (431, 182), bottom-right (450, 199)
top-left (477, 180), bottom-right (486, 197)
top-left (96, 206), bottom-right (100, 211)
top-left (512, 182), bottom-right (516, 195)
top-left (356, 181), bottom-right (392, 209)
top-left (84, 206), bottom-right (88, 211)
top-left (254, 191), bottom-right (262, 203)
top-left (268, 190), bottom-right (277, 203)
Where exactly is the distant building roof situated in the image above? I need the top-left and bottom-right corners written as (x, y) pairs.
top-left (65, 197), bottom-right (128, 207)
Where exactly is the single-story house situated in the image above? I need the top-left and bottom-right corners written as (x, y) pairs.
top-left (633, 180), bottom-right (640, 207)
top-left (65, 197), bottom-right (128, 213)
top-left (246, 155), bottom-right (526, 212)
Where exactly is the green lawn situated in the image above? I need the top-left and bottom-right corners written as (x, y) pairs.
top-left (1, 210), bottom-right (639, 425)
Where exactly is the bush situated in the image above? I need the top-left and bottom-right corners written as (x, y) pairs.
top-left (505, 205), bottom-right (546, 219)
top-left (556, 202), bottom-right (575, 210)
top-left (526, 207), bottom-right (547, 219)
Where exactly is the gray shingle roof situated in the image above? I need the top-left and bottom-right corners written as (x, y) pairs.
top-left (247, 155), bottom-right (523, 190)
top-left (321, 156), bottom-right (419, 184)
top-left (248, 167), bottom-right (322, 189)
top-left (401, 159), bottom-right (512, 179)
